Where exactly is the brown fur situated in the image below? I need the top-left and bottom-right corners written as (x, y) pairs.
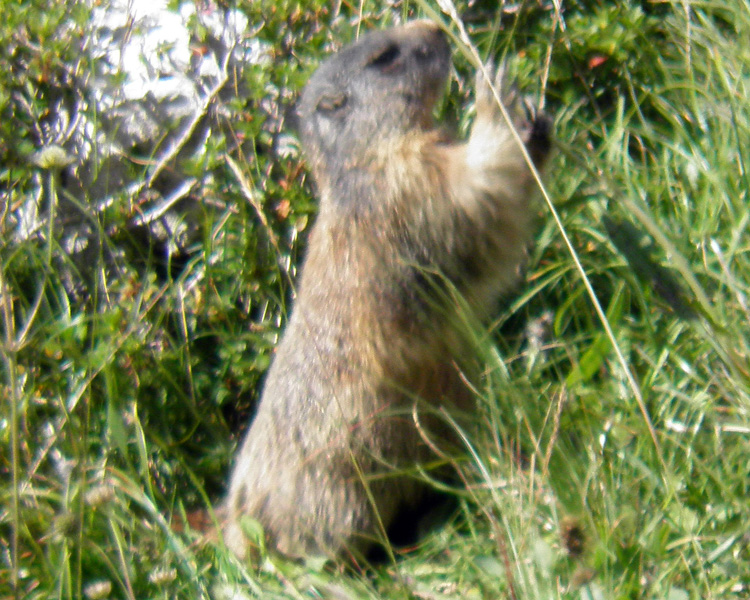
top-left (223, 20), bottom-right (550, 561)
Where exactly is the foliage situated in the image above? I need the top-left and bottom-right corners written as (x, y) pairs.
top-left (2, 0), bottom-right (750, 599)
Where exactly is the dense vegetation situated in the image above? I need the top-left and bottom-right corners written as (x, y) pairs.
top-left (2, 0), bottom-right (749, 598)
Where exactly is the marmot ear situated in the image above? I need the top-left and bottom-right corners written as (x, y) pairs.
top-left (316, 91), bottom-right (348, 113)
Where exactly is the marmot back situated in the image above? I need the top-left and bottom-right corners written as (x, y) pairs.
top-left (223, 20), bottom-right (550, 562)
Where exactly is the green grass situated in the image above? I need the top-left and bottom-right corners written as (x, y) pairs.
top-left (3, 0), bottom-right (750, 598)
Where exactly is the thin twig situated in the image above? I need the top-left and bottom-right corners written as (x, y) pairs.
top-left (225, 154), bottom-right (295, 291)
top-left (138, 44), bottom-right (233, 195)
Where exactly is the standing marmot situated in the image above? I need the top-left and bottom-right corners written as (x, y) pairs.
top-left (223, 20), bottom-right (550, 561)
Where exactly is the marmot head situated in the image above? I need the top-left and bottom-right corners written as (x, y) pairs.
top-left (298, 21), bottom-right (450, 183)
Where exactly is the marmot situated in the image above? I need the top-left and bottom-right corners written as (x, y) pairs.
top-left (223, 19), bottom-right (550, 561)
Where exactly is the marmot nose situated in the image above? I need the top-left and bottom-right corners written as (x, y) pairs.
top-left (401, 19), bottom-right (449, 63)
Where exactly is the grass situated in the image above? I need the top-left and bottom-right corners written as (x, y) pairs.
top-left (2, 0), bottom-right (750, 598)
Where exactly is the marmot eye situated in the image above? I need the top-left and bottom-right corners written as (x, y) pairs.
top-left (368, 44), bottom-right (401, 68)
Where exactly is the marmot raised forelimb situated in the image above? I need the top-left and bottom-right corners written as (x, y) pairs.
top-left (223, 19), bottom-right (550, 561)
